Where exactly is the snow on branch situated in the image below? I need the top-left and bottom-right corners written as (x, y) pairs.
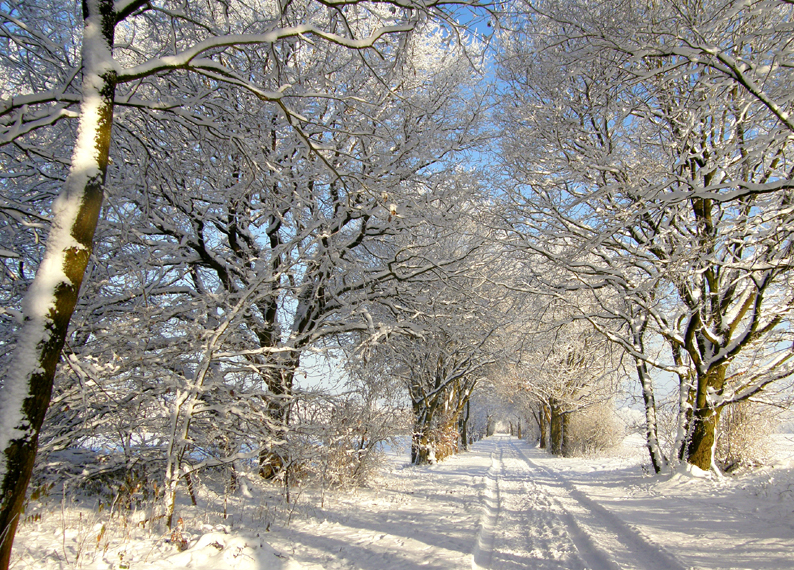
top-left (116, 24), bottom-right (415, 83)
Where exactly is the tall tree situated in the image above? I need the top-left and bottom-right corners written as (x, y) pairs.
top-left (496, 0), bottom-right (794, 471)
top-left (0, 0), bottom-right (485, 563)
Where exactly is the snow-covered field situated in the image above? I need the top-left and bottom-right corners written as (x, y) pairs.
top-left (12, 434), bottom-right (794, 569)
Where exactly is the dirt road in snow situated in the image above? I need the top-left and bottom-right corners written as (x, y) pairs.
top-left (261, 433), bottom-right (794, 569)
top-left (472, 435), bottom-right (686, 570)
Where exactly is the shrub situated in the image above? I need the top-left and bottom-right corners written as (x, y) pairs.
top-left (565, 403), bottom-right (624, 456)
top-left (715, 401), bottom-right (772, 472)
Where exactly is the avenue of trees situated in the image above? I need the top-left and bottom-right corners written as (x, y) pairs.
top-left (496, 0), bottom-right (794, 472)
top-left (1, 0), bottom-right (793, 566)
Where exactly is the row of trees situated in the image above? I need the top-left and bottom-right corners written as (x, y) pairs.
top-left (2, 0), bottom-right (794, 566)
top-left (0, 0), bottom-right (490, 565)
top-left (495, 0), bottom-right (794, 471)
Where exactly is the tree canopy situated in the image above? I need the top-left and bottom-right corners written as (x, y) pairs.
top-left (1, 0), bottom-right (794, 566)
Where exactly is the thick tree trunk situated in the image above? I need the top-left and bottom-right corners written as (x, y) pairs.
top-left (536, 404), bottom-right (551, 449)
top-left (549, 403), bottom-right (563, 456)
top-left (259, 365), bottom-right (296, 479)
top-left (411, 401), bottom-right (433, 465)
top-left (0, 2), bottom-right (116, 566)
top-left (412, 421), bottom-right (432, 465)
top-left (687, 405), bottom-right (723, 470)
top-left (686, 365), bottom-right (728, 471)
top-left (561, 411), bottom-right (571, 457)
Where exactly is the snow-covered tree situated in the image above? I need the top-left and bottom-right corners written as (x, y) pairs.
top-left (496, 0), bottom-right (794, 471)
top-left (0, 0), bottom-right (487, 563)
top-left (355, 200), bottom-right (507, 464)
top-left (492, 295), bottom-right (623, 457)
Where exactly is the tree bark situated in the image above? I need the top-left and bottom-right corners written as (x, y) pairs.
top-left (258, 371), bottom-right (295, 479)
top-left (560, 411), bottom-right (571, 457)
top-left (411, 400), bottom-right (436, 465)
top-left (636, 358), bottom-right (666, 473)
top-left (687, 405), bottom-right (723, 470)
top-left (686, 365), bottom-right (728, 470)
top-left (458, 399), bottom-right (470, 451)
top-left (671, 345), bottom-right (695, 463)
top-left (412, 423), bottom-right (432, 465)
top-left (674, 372), bottom-right (695, 462)
top-left (259, 359), bottom-right (297, 479)
top-left (0, 1), bottom-right (116, 566)
top-left (538, 404), bottom-right (549, 449)
top-left (549, 403), bottom-right (563, 455)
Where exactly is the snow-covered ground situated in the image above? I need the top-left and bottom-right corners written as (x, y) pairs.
top-left (12, 434), bottom-right (794, 569)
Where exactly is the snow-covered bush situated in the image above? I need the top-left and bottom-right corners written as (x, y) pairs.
top-left (715, 401), bottom-right (773, 472)
top-left (564, 403), bottom-right (624, 456)
top-left (287, 391), bottom-right (411, 489)
top-left (32, 447), bottom-right (163, 516)
top-left (315, 418), bottom-right (409, 488)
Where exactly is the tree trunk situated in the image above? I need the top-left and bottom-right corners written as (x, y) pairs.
top-left (676, 381), bottom-right (695, 462)
top-left (549, 403), bottom-right (563, 455)
top-left (636, 358), bottom-right (666, 473)
top-left (411, 400), bottom-right (434, 465)
top-left (0, 2), bottom-right (116, 566)
top-left (259, 365), bottom-right (296, 479)
top-left (185, 472), bottom-right (198, 506)
top-left (537, 405), bottom-right (548, 449)
top-left (687, 405), bottom-right (723, 470)
top-left (561, 411), bottom-right (571, 457)
top-left (458, 399), bottom-right (470, 451)
top-left (412, 423), bottom-right (432, 465)
top-left (671, 346), bottom-right (695, 463)
top-left (686, 365), bottom-right (728, 471)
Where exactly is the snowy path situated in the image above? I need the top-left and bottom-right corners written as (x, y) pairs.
top-left (265, 434), bottom-right (794, 570)
top-left (472, 445), bottom-right (502, 569)
top-left (472, 435), bottom-right (686, 570)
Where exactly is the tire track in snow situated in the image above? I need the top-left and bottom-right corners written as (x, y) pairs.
top-left (509, 439), bottom-right (688, 570)
top-left (472, 445), bottom-right (503, 570)
top-left (496, 440), bottom-right (586, 569)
